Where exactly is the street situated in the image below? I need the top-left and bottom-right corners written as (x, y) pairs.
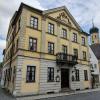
top-left (1, 86), bottom-right (100, 100)
top-left (41, 91), bottom-right (100, 100)
top-left (0, 87), bottom-right (15, 100)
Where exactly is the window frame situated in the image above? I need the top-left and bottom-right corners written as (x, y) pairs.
top-left (73, 33), bottom-right (77, 42)
top-left (48, 42), bottom-right (54, 54)
top-left (94, 64), bottom-right (97, 69)
top-left (62, 45), bottom-right (67, 54)
top-left (48, 23), bottom-right (54, 34)
top-left (47, 67), bottom-right (54, 82)
top-left (62, 28), bottom-right (67, 39)
top-left (75, 69), bottom-right (80, 81)
top-left (73, 49), bottom-right (78, 58)
top-left (30, 16), bottom-right (38, 29)
top-left (84, 70), bottom-right (88, 81)
top-left (83, 51), bottom-right (87, 60)
top-left (26, 66), bottom-right (36, 83)
top-left (82, 37), bottom-right (85, 45)
top-left (29, 37), bottom-right (37, 52)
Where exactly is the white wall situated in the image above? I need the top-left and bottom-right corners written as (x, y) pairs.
top-left (89, 47), bottom-right (100, 75)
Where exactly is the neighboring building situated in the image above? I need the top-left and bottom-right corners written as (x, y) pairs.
top-left (1, 3), bottom-right (91, 96)
top-left (89, 26), bottom-right (100, 88)
top-left (89, 47), bottom-right (100, 88)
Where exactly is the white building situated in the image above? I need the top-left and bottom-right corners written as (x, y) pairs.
top-left (89, 26), bottom-right (100, 88)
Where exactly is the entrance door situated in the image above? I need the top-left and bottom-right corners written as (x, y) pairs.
top-left (61, 69), bottom-right (69, 88)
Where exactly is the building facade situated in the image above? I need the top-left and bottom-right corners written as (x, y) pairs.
top-left (1, 3), bottom-right (91, 96)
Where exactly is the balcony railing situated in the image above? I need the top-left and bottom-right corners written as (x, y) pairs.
top-left (56, 53), bottom-right (78, 66)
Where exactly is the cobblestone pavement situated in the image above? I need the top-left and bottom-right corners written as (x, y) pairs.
top-left (41, 91), bottom-right (100, 100)
top-left (0, 87), bottom-right (16, 100)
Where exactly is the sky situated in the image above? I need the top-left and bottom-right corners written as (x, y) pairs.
top-left (0, 0), bottom-right (100, 62)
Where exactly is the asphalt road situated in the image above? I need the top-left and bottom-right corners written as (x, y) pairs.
top-left (0, 86), bottom-right (16, 100)
top-left (1, 86), bottom-right (100, 100)
top-left (41, 91), bottom-right (100, 100)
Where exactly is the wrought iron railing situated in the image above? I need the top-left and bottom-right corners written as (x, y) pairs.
top-left (56, 53), bottom-right (78, 66)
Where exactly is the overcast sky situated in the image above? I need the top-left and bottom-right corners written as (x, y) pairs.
top-left (0, 0), bottom-right (100, 62)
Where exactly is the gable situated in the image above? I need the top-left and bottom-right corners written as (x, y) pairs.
top-left (43, 6), bottom-right (82, 31)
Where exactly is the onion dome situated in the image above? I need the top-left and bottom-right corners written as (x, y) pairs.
top-left (89, 27), bottom-right (99, 34)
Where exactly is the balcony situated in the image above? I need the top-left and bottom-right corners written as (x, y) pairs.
top-left (56, 53), bottom-right (78, 66)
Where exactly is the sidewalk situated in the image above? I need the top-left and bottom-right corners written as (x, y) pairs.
top-left (16, 88), bottom-right (100, 100)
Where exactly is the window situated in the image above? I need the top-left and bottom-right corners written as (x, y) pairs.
top-left (73, 33), bottom-right (77, 42)
top-left (47, 67), bottom-right (54, 82)
top-left (73, 49), bottom-right (78, 58)
top-left (94, 64), bottom-right (97, 69)
top-left (75, 69), bottom-right (80, 81)
top-left (82, 37), bottom-right (85, 45)
top-left (62, 45), bottom-right (67, 54)
top-left (48, 23), bottom-right (54, 34)
top-left (30, 16), bottom-right (38, 29)
top-left (26, 66), bottom-right (36, 82)
top-left (84, 70), bottom-right (88, 81)
top-left (29, 37), bottom-right (37, 51)
top-left (48, 42), bottom-right (54, 54)
top-left (62, 28), bottom-right (67, 38)
top-left (83, 51), bottom-right (86, 60)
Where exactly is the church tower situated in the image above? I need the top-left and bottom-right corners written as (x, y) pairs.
top-left (89, 26), bottom-right (100, 44)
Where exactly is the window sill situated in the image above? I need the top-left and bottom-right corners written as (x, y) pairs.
top-left (26, 81), bottom-right (35, 83)
top-left (47, 81), bottom-right (55, 82)
top-left (48, 53), bottom-right (56, 56)
top-left (46, 32), bottom-right (57, 37)
top-left (72, 41), bottom-right (79, 44)
top-left (75, 80), bottom-right (80, 82)
top-left (29, 50), bottom-right (37, 52)
top-left (81, 44), bottom-right (87, 47)
top-left (60, 37), bottom-right (69, 40)
top-left (27, 26), bottom-right (41, 32)
top-left (84, 80), bottom-right (88, 81)
top-left (82, 59), bottom-right (87, 61)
